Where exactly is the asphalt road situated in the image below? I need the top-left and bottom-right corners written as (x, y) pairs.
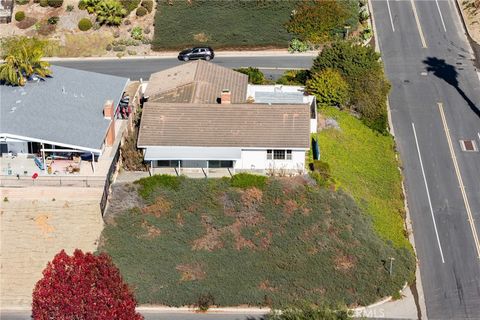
top-left (51, 56), bottom-right (314, 81)
top-left (371, 0), bottom-right (480, 319)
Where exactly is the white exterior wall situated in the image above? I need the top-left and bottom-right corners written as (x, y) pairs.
top-left (235, 148), bottom-right (306, 172)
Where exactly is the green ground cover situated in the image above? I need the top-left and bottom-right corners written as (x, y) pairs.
top-left (317, 107), bottom-right (411, 250)
top-left (100, 174), bottom-right (414, 308)
top-left (151, 0), bottom-right (298, 50)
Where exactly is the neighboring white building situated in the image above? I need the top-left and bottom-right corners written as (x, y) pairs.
top-left (138, 60), bottom-right (315, 176)
top-left (247, 84), bottom-right (318, 133)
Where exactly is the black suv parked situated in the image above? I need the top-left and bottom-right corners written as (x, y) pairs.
top-left (177, 47), bottom-right (214, 61)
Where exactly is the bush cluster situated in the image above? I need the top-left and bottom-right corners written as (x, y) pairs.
top-left (135, 6), bottom-right (147, 16)
top-left (234, 67), bottom-right (265, 85)
top-left (119, 0), bottom-right (140, 13)
top-left (78, 18), bottom-right (92, 31)
top-left (112, 38), bottom-right (140, 46)
top-left (15, 0), bottom-right (29, 5)
top-left (79, 0), bottom-right (126, 25)
top-left (47, 16), bottom-right (59, 25)
top-left (285, 0), bottom-right (359, 44)
top-left (130, 26), bottom-right (143, 40)
top-left (135, 174), bottom-right (184, 199)
top-left (112, 45), bottom-right (126, 51)
top-left (39, 0), bottom-right (48, 7)
top-left (231, 173), bottom-right (267, 190)
top-left (276, 69), bottom-right (309, 86)
top-left (66, 4), bottom-right (74, 11)
top-left (15, 11), bottom-right (26, 21)
top-left (288, 38), bottom-right (309, 53)
top-left (310, 41), bottom-right (391, 133)
top-left (47, 0), bottom-right (63, 7)
top-left (141, 0), bottom-right (153, 12)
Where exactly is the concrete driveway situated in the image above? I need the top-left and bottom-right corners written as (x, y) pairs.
top-left (0, 187), bottom-right (104, 309)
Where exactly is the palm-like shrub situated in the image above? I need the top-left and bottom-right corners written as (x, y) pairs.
top-left (95, 0), bottom-right (126, 26)
top-left (0, 37), bottom-right (51, 86)
top-left (79, 0), bottom-right (100, 13)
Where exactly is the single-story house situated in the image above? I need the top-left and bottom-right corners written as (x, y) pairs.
top-left (137, 102), bottom-right (310, 174)
top-left (138, 60), bottom-right (315, 175)
top-left (0, 65), bottom-right (129, 176)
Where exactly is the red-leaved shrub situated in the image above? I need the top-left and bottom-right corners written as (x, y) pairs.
top-left (32, 249), bottom-right (143, 320)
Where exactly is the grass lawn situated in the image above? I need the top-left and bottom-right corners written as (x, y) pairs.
top-left (151, 0), bottom-right (298, 50)
top-left (100, 174), bottom-right (414, 308)
top-left (317, 107), bottom-right (411, 250)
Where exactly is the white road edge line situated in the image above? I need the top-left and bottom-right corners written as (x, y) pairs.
top-left (410, 0), bottom-right (428, 48)
top-left (412, 122), bottom-right (446, 263)
top-left (387, 0), bottom-right (395, 32)
top-left (435, 0), bottom-right (447, 32)
top-left (438, 103), bottom-right (480, 259)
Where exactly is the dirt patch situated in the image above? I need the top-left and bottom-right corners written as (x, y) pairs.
top-left (258, 280), bottom-right (276, 292)
top-left (176, 263), bottom-right (206, 281)
top-left (240, 187), bottom-right (263, 210)
top-left (104, 182), bottom-right (145, 223)
top-left (140, 220), bottom-right (161, 239)
top-left (192, 215), bottom-right (224, 251)
top-left (283, 199), bottom-right (298, 216)
top-left (142, 196), bottom-right (172, 217)
top-left (334, 251), bottom-right (356, 271)
top-left (34, 214), bottom-right (55, 236)
top-left (193, 32), bottom-right (209, 43)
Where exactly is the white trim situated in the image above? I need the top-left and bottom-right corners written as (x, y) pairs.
top-left (139, 145), bottom-right (309, 151)
top-left (0, 133), bottom-right (102, 154)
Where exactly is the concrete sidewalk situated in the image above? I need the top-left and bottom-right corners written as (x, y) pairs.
top-left (43, 50), bottom-right (318, 62)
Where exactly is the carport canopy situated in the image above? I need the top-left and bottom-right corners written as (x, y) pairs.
top-left (144, 146), bottom-right (242, 161)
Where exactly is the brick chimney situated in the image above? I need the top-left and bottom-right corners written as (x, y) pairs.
top-left (221, 89), bottom-right (231, 104)
top-left (103, 100), bottom-right (115, 147)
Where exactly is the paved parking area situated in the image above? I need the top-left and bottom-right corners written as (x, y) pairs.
top-left (0, 187), bottom-right (104, 309)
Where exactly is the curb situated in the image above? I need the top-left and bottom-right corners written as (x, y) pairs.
top-left (137, 307), bottom-right (270, 314)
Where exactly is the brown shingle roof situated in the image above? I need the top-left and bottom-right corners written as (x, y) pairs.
top-left (137, 103), bottom-right (310, 149)
top-left (145, 60), bottom-right (248, 104)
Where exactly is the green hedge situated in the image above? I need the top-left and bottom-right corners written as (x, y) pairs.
top-left (231, 173), bottom-right (267, 190)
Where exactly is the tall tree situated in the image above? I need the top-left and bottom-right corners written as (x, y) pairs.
top-left (0, 37), bottom-right (51, 86)
top-left (310, 41), bottom-right (390, 133)
top-left (32, 249), bottom-right (143, 320)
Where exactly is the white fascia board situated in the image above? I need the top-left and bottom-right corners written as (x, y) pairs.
top-left (0, 133), bottom-right (102, 154)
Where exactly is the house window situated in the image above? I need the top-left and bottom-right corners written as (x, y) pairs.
top-left (286, 150), bottom-right (292, 160)
top-left (274, 150), bottom-right (285, 160)
top-left (267, 149), bottom-right (293, 160)
top-left (267, 149), bottom-right (273, 160)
